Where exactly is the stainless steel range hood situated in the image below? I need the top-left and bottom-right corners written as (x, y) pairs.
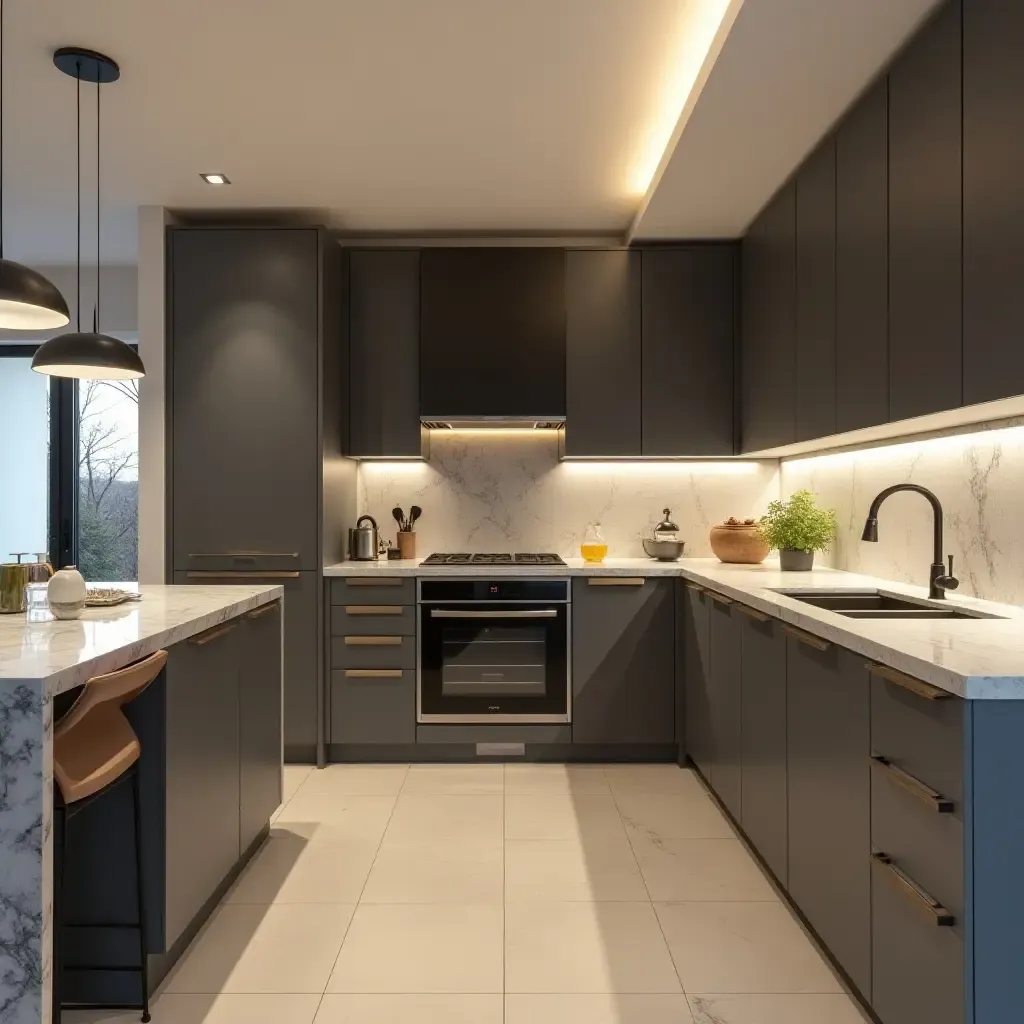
top-left (420, 416), bottom-right (565, 431)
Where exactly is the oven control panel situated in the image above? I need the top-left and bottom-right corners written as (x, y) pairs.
top-left (419, 579), bottom-right (570, 603)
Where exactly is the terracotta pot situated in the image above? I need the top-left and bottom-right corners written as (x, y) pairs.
top-left (709, 523), bottom-right (769, 564)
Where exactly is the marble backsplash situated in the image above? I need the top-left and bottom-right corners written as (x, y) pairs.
top-left (781, 422), bottom-right (1024, 604)
top-left (357, 432), bottom-right (778, 559)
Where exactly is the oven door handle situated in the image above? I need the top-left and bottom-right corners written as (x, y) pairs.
top-left (428, 609), bottom-right (559, 619)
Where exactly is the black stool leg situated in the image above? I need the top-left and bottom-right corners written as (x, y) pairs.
top-left (130, 769), bottom-right (151, 1023)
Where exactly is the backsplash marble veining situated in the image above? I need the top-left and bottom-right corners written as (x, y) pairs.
top-left (781, 423), bottom-right (1024, 605)
top-left (357, 432), bottom-right (778, 559)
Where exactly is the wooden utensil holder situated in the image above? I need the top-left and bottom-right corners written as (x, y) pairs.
top-left (397, 531), bottom-right (416, 559)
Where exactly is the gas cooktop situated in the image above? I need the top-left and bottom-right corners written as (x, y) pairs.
top-left (422, 552), bottom-right (567, 566)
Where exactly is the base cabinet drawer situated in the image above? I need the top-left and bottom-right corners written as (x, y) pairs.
top-left (331, 669), bottom-right (416, 744)
top-left (331, 634), bottom-right (417, 669)
top-left (331, 604), bottom-right (416, 635)
top-left (330, 577), bottom-right (415, 605)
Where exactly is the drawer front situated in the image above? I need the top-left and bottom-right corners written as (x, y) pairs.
top-left (330, 577), bottom-right (415, 605)
top-left (331, 634), bottom-right (417, 669)
top-left (331, 604), bottom-right (416, 636)
top-left (330, 670), bottom-right (415, 744)
top-left (871, 852), bottom-right (965, 1024)
top-left (870, 665), bottom-right (964, 811)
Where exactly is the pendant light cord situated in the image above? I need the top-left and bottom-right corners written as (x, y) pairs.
top-left (76, 64), bottom-right (81, 332)
top-left (96, 72), bottom-right (100, 332)
top-left (1, 0), bottom-right (6, 259)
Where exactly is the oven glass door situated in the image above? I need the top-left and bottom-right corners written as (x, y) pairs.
top-left (419, 603), bottom-right (569, 721)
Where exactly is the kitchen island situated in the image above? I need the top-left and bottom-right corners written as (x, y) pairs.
top-left (0, 583), bottom-right (283, 1024)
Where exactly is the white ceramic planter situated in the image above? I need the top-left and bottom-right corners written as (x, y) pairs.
top-left (48, 565), bottom-right (87, 619)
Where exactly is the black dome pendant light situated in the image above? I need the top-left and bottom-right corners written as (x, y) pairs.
top-left (32, 47), bottom-right (144, 380)
top-left (0, 0), bottom-right (70, 329)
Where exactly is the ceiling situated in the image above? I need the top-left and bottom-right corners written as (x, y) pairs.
top-left (2, 0), bottom-right (943, 264)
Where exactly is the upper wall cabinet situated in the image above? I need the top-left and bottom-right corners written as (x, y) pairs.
top-left (420, 248), bottom-right (566, 418)
top-left (963, 0), bottom-right (1024, 405)
top-left (888, 0), bottom-right (963, 421)
top-left (348, 249), bottom-right (424, 458)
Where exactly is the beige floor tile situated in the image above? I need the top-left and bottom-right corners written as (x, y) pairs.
top-left (327, 904), bottom-right (504, 993)
top-left (66, 994), bottom-right (323, 1024)
top-left (163, 903), bottom-right (354, 994)
top-left (656, 902), bottom-right (842, 994)
top-left (294, 764), bottom-right (409, 796)
top-left (361, 837), bottom-right (504, 903)
top-left (603, 765), bottom-right (705, 794)
top-left (384, 794), bottom-right (504, 842)
top-left (401, 764), bottom-right (504, 795)
top-left (315, 994), bottom-right (503, 1023)
top-left (283, 765), bottom-right (315, 802)
top-left (504, 838), bottom-right (648, 901)
top-left (274, 793), bottom-right (397, 843)
top-left (631, 836), bottom-right (777, 902)
top-left (505, 994), bottom-right (694, 1023)
top-left (505, 901), bottom-right (681, 993)
top-left (224, 833), bottom-right (378, 903)
top-left (505, 793), bottom-right (625, 841)
top-left (504, 764), bottom-right (610, 795)
top-left (615, 789), bottom-right (734, 841)
top-left (687, 993), bottom-right (869, 1023)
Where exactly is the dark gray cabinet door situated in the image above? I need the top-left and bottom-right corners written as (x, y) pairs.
top-left (683, 584), bottom-right (713, 777)
top-left (564, 250), bottom-right (641, 456)
top-left (738, 609), bottom-right (787, 885)
top-left (420, 248), bottom-right (565, 418)
top-left (786, 635), bottom-right (871, 997)
top-left (795, 136), bottom-right (837, 442)
top-left (239, 601), bottom-right (283, 853)
top-left (708, 594), bottom-right (742, 818)
top-left (572, 578), bottom-right (675, 746)
top-left (641, 246), bottom-right (736, 456)
top-left (330, 670), bottom-right (416, 745)
top-left (170, 228), bottom-right (321, 570)
top-left (349, 249), bottom-right (422, 457)
top-left (888, 0), bottom-right (963, 422)
top-left (835, 75), bottom-right (889, 432)
top-left (963, 0), bottom-right (1024, 405)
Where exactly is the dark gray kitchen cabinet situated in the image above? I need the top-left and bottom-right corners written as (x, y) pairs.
top-left (239, 601), bottom-right (283, 853)
top-left (888, 0), bottom-right (963, 422)
top-left (963, 0), bottom-right (1024, 406)
top-left (683, 583), bottom-right (713, 776)
top-left (331, 671), bottom-right (416, 745)
top-left (349, 249), bottom-right (423, 457)
top-left (738, 607), bottom-right (787, 885)
top-left (420, 248), bottom-right (565, 418)
top-left (169, 228), bottom-right (322, 571)
top-left (795, 136), bottom-right (836, 442)
top-left (572, 578), bottom-right (675, 746)
top-left (708, 593), bottom-right (742, 819)
top-left (641, 246), bottom-right (736, 456)
top-left (563, 249), bottom-right (641, 457)
top-left (786, 631), bottom-right (871, 997)
top-left (835, 74), bottom-right (889, 432)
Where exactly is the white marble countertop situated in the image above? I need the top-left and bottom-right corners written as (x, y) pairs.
top-left (0, 584), bottom-right (283, 697)
top-left (325, 556), bottom-right (1024, 699)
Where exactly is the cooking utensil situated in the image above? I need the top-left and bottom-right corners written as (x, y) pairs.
top-left (392, 507), bottom-right (405, 531)
top-left (348, 515), bottom-right (380, 561)
top-left (642, 537), bottom-right (685, 561)
top-left (409, 505), bottom-right (422, 530)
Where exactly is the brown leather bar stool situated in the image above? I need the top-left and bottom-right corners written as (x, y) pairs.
top-left (52, 649), bottom-right (167, 1024)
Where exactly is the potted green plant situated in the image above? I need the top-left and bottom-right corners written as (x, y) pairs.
top-left (758, 489), bottom-right (837, 571)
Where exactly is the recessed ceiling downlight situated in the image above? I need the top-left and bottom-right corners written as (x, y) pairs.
top-left (200, 172), bottom-right (231, 185)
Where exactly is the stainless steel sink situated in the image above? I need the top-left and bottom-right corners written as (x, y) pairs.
top-left (774, 589), bottom-right (1004, 620)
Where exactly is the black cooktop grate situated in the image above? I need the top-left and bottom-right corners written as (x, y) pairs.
top-left (422, 552), bottom-right (566, 566)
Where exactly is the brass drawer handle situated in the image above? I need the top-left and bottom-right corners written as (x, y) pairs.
top-left (345, 578), bottom-right (403, 587)
top-left (870, 755), bottom-right (954, 813)
top-left (189, 551), bottom-right (299, 558)
top-left (345, 605), bottom-right (404, 615)
top-left (343, 635), bottom-right (403, 646)
top-left (186, 571), bottom-right (300, 579)
top-left (587, 577), bottom-right (646, 587)
top-left (245, 601), bottom-right (279, 620)
top-left (344, 669), bottom-right (404, 679)
top-left (189, 622), bottom-right (238, 646)
top-left (783, 625), bottom-right (831, 651)
top-left (735, 604), bottom-right (770, 622)
top-left (869, 663), bottom-right (950, 701)
top-left (871, 852), bottom-right (955, 927)
top-left (709, 592), bottom-right (734, 607)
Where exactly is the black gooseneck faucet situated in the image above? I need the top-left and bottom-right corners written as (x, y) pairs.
top-left (861, 484), bottom-right (959, 599)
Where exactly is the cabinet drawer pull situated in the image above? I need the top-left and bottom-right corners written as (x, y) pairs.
top-left (685, 583), bottom-right (705, 594)
top-left (344, 635), bottom-right (403, 646)
top-left (870, 755), bottom-right (954, 813)
top-left (344, 669), bottom-right (404, 679)
top-left (346, 578), bottom-right (403, 587)
top-left (871, 852), bottom-right (955, 926)
top-left (587, 577), bottom-right (646, 587)
top-left (735, 604), bottom-right (770, 622)
top-left (245, 601), bottom-right (279, 620)
top-left (783, 625), bottom-right (831, 651)
top-left (345, 605), bottom-right (404, 616)
top-left (709, 592), bottom-right (734, 607)
top-left (186, 570), bottom-right (300, 579)
top-left (869, 663), bottom-right (950, 701)
top-left (189, 622), bottom-right (238, 646)
top-left (189, 551), bottom-right (299, 559)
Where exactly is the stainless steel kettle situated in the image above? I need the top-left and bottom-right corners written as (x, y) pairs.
top-left (348, 515), bottom-right (379, 561)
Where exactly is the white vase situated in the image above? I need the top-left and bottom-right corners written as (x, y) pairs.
top-left (48, 565), bottom-right (87, 620)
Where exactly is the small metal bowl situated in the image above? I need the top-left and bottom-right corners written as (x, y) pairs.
top-left (642, 538), bottom-right (686, 561)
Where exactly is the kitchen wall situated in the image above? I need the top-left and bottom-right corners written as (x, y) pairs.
top-left (781, 420), bottom-right (1024, 604)
top-left (356, 431), bottom-right (778, 560)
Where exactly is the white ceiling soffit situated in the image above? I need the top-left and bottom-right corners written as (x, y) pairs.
top-left (632, 0), bottom-right (945, 241)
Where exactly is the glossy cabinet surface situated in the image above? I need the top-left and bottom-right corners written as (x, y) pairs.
top-left (708, 595), bottom-right (742, 818)
top-left (683, 584), bottom-right (713, 777)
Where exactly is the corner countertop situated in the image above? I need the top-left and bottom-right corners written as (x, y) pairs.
top-left (0, 584), bottom-right (282, 697)
top-left (324, 557), bottom-right (1024, 699)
